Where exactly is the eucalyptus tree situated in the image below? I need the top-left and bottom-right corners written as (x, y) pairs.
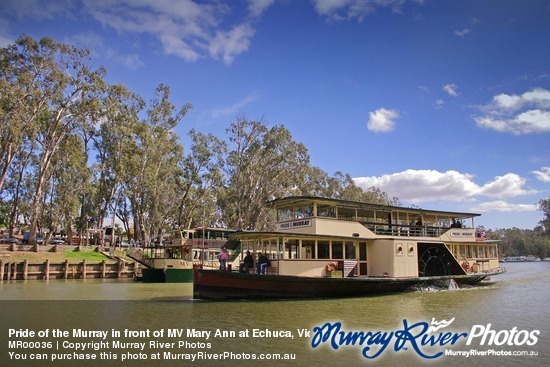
top-left (123, 85), bottom-right (191, 243)
top-left (39, 133), bottom-right (88, 243)
top-left (221, 117), bottom-right (310, 230)
top-left (0, 38), bottom-right (41, 193)
top-left (175, 129), bottom-right (226, 231)
top-left (319, 171), bottom-right (364, 201)
top-left (361, 186), bottom-right (400, 206)
top-left (1, 36), bottom-right (107, 244)
top-left (3, 136), bottom-right (35, 237)
top-left (538, 198), bottom-right (550, 235)
top-left (90, 84), bottom-right (144, 232)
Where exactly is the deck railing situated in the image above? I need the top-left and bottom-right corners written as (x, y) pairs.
top-left (360, 222), bottom-right (449, 238)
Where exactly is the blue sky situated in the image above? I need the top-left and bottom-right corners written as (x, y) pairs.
top-left (1, 0), bottom-right (549, 230)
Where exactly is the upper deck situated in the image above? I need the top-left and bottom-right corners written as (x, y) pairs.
top-left (270, 196), bottom-right (483, 242)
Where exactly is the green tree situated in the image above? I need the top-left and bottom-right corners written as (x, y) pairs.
top-left (175, 129), bottom-right (226, 231)
top-left (221, 117), bottom-right (310, 230)
top-left (123, 85), bottom-right (190, 243)
top-left (2, 36), bottom-right (106, 244)
top-left (40, 134), bottom-right (89, 243)
top-left (90, 84), bottom-right (143, 233)
top-left (538, 198), bottom-right (550, 234)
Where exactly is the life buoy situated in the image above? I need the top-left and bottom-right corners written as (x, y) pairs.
top-left (184, 247), bottom-right (190, 254)
top-left (325, 262), bottom-right (338, 273)
top-left (461, 261), bottom-right (470, 272)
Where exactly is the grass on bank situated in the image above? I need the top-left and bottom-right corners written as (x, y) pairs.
top-left (0, 249), bottom-right (130, 263)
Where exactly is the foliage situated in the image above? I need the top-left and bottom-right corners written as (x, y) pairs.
top-left (2, 35), bottom-right (544, 251)
top-left (220, 116), bottom-right (310, 230)
top-left (538, 198), bottom-right (550, 235)
top-left (489, 227), bottom-right (550, 259)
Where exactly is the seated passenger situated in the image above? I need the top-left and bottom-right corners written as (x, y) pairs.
top-left (239, 251), bottom-right (254, 273)
top-left (256, 252), bottom-right (270, 274)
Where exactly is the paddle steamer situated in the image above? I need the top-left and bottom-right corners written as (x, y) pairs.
top-left (193, 196), bottom-right (505, 299)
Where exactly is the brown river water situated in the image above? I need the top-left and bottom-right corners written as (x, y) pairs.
top-left (1, 262), bottom-right (548, 367)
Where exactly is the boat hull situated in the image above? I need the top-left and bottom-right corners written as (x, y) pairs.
top-left (193, 267), bottom-right (504, 300)
top-left (141, 268), bottom-right (194, 283)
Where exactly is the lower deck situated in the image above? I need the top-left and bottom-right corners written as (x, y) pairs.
top-left (236, 233), bottom-right (500, 279)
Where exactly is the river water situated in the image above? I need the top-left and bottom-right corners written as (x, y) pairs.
top-left (1, 262), bottom-right (548, 367)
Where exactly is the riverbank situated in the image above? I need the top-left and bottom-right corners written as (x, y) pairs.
top-left (0, 244), bottom-right (131, 262)
top-left (0, 246), bottom-right (139, 280)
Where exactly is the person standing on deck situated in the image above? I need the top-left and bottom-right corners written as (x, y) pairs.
top-left (218, 246), bottom-right (229, 271)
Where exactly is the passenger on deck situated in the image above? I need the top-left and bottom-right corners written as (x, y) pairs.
top-left (414, 218), bottom-right (422, 236)
top-left (256, 252), bottom-right (270, 275)
top-left (451, 219), bottom-right (462, 228)
top-left (217, 246), bottom-right (229, 271)
top-left (239, 251), bottom-right (254, 273)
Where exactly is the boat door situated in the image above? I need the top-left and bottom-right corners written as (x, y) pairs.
top-left (344, 241), bottom-right (359, 276)
top-left (358, 241), bottom-right (367, 275)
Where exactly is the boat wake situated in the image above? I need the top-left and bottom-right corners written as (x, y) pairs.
top-left (409, 279), bottom-right (461, 293)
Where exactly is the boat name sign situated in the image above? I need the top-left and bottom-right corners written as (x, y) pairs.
top-left (278, 219), bottom-right (312, 230)
top-left (449, 231), bottom-right (475, 239)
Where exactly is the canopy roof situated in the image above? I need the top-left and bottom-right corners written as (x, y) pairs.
top-left (269, 196), bottom-right (480, 221)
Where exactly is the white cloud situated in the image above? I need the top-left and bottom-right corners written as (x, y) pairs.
top-left (470, 201), bottom-right (538, 213)
top-left (478, 173), bottom-right (536, 198)
top-left (209, 23), bottom-right (255, 64)
top-left (248, 0), bottom-right (276, 18)
top-left (367, 108), bottom-right (399, 132)
top-left (443, 83), bottom-right (459, 97)
top-left (353, 169), bottom-right (537, 203)
top-left (211, 92), bottom-right (260, 118)
top-left (532, 166), bottom-right (550, 182)
top-left (311, 0), bottom-right (420, 21)
top-left (354, 170), bottom-right (479, 202)
top-left (79, 0), bottom-right (260, 64)
top-left (435, 99), bottom-right (445, 108)
top-left (454, 28), bottom-right (470, 37)
top-left (474, 88), bottom-right (550, 134)
top-left (1, 0), bottom-right (75, 21)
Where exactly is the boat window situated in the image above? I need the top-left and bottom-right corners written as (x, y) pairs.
top-left (332, 241), bottom-right (343, 259)
top-left (345, 241), bottom-right (356, 259)
top-left (357, 209), bottom-right (371, 223)
top-left (262, 238), bottom-right (279, 259)
top-left (338, 206), bottom-right (356, 221)
top-left (480, 246), bottom-right (487, 258)
top-left (277, 207), bottom-right (293, 222)
top-left (318, 204), bottom-right (336, 218)
top-left (302, 240), bottom-right (315, 259)
top-left (317, 240), bottom-right (330, 259)
top-left (295, 205), bottom-right (313, 219)
top-left (284, 239), bottom-right (299, 259)
top-left (359, 242), bottom-right (367, 261)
